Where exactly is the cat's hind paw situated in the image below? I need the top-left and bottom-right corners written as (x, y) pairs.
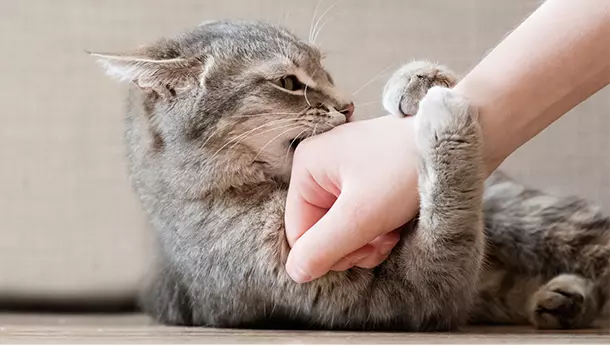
top-left (382, 61), bottom-right (458, 117)
top-left (530, 274), bottom-right (597, 329)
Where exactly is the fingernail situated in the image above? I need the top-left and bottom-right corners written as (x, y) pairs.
top-left (286, 263), bottom-right (312, 284)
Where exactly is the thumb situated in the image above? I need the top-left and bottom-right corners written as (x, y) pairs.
top-left (285, 189), bottom-right (387, 283)
top-left (284, 174), bottom-right (337, 248)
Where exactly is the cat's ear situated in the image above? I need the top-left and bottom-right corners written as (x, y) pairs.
top-left (89, 52), bottom-right (203, 97)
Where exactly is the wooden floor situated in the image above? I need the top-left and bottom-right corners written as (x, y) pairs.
top-left (0, 313), bottom-right (608, 344)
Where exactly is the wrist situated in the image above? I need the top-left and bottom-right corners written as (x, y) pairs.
top-left (453, 82), bottom-right (515, 176)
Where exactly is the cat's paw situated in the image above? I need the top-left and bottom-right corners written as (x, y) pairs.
top-left (382, 61), bottom-right (458, 117)
top-left (530, 274), bottom-right (597, 329)
top-left (414, 87), bottom-right (478, 154)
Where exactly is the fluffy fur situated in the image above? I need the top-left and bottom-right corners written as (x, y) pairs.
top-left (93, 20), bottom-right (609, 330)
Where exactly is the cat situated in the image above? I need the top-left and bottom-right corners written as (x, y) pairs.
top-left (92, 20), bottom-right (610, 330)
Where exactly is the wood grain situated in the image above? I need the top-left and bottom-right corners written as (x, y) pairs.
top-left (0, 314), bottom-right (608, 344)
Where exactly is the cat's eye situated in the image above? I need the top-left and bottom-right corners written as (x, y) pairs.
top-left (274, 75), bottom-right (304, 91)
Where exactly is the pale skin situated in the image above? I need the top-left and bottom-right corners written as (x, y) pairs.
top-left (285, 0), bottom-right (610, 283)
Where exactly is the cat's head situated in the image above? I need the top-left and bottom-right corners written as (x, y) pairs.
top-left (92, 20), bottom-right (353, 191)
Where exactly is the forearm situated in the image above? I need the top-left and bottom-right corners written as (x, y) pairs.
top-left (453, 0), bottom-right (610, 174)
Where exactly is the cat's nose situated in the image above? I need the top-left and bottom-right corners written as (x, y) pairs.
top-left (340, 102), bottom-right (355, 120)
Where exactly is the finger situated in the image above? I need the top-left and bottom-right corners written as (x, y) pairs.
top-left (368, 230), bottom-right (401, 255)
top-left (286, 190), bottom-right (388, 283)
top-left (284, 169), bottom-right (337, 248)
top-left (329, 244), bottom-right (375, 271)
top-left (353, 253), bottom-right (392, 269)
top-left (353, 231), bottom-right (401, 269)
top-left (330, 231), bottom-right (400, 271)
top-left (330, 261), bottom-right (353, 272)
top-left (285, 193), bottom-right (329, 248)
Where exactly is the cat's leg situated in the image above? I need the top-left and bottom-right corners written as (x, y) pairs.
top-left (205, 65), bottom-right (483, 331)
top-left (139, 261), bottom-right (194, 326)
top-left (378, 85), bottom-right (486, 328)
top-left (383, 60), bottom-right (458, 117)
top-left (272, 85), bottom-right (486, 331)
top-left (472, 176), bottom-right (610, 328)
top-left (471, 269), bottom-right (603, 329)
top-left (529, 274), bottom-right (600, 329)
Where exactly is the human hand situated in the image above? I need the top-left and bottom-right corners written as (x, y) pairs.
top-left (284, 115), bottom-right (421, 283)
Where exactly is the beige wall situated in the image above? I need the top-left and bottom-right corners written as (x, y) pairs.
top-left (1, 0), bottom-right (608, 302)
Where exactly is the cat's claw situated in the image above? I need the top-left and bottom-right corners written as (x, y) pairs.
top-left (382, 61), bottom-right (458, 117)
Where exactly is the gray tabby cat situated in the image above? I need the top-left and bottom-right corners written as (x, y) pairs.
top-left (92, 20), bottom-right (609, 330)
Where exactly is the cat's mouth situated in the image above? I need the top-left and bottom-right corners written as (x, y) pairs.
top-left (288, 137), bottom-right (304, 151)
top-left (287, 121), bottom-right (342, 151)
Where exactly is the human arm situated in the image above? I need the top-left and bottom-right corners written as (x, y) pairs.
top-left (284, 0), bottom-right (610, 283)
top-left (456, 0), bottom-right (610, 173)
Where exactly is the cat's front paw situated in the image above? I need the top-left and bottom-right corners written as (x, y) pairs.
top-left (530, 274), bottom-right (597, 329)
top-left (382, 61), bottom-right (458, 117)
top-left (414, 87), bottom-right (478, 154)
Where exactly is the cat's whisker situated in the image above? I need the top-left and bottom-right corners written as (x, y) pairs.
top-left (328, 101), bottom-right (378, 117)
top-left (277, 4), bottom-right (293, 28)
top-left (223, 122), bottom-right (304, 174)
top-left (253, 126), bottom-right (301, 162)
top-left (284, 129), bottom-right (308, 165)
top-left (225, 122), bottom-right (301, 157)
top-left (208, 119), bottom-right (299, 161)
top-left (204, 117), bottom-right (297, 152)
top-left (304, 68), bottom-right (319, 107)
top-left (309, 0), bottom-right (322, 43)
top-left (224, 118), bottom-right (299, 146)
top-left (232, 112), bottom-right (303, 119)
top-left (304, 84), bottom-right (313, 107)
top-left (283, 10), bottom-right (292, 24)
top-left (198, 124), bottom-right (225, 152)
top-left (353, 100), bottom-right (381, 108)
top-left (199, 114), bottom-right (298, 152)
top-left (312, 12), bottom-right (340, 44)
top-left (351, 63), bottom-right (398, 96)
top-left (311, 122), bottom-right (319, 137)
top-left (312, 17), bottom-right (332, 44)
top-left (311, 0), bottom-right (343, 44)
top-left (276, 4), bottom-right (284, 26)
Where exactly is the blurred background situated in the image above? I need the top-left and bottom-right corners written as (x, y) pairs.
top-left (1, 0), bottom-right (608, 309)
